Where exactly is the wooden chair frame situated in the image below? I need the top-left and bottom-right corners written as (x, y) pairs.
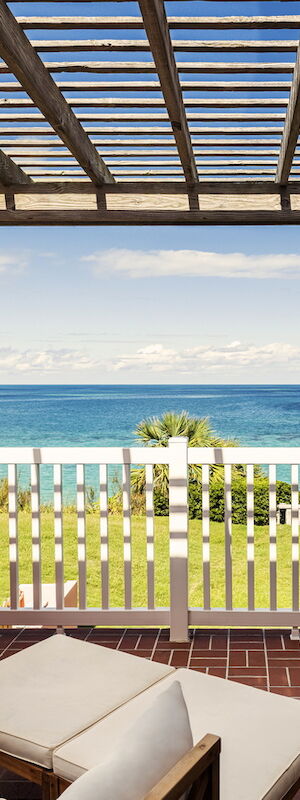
top-left (1, 732), bottom-right (300, 799)
top-left (53, 736), bottom-right (221, 800)
top-left (0, 751), bottom-right (57, 800)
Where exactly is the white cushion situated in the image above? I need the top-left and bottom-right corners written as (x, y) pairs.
top-left (0, 634), bottom-right (173, 768)
top-left (54, 667), bottom-right (300, 800)
top-left (58, 682), bottom-right (192, 800)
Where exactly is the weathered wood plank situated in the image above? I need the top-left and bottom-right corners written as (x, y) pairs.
top-left (14, 158), bottom-right (289, 167)
top-left (18, 167), bottom-right (287, 177)
top-left (0, 139), bottom-right (285, 148)
top-left (0, 125), bottom-right (284, 135)
top-left (1, 60), bottom-right (294, 74)
top-left (16, 15), bottom-right (300, 30)
top-left (28, 38), bottom-right (299, 53)
top-left (6, 149), bottom-right (282, 158)
top-left (139, 0), bottom-right (197, 184)
top-left (0, 79), bottom-right (291, 92)
top-left (0, 112), bottom-right (286, 122)
top-left (0, 97), bottom-right (289, 108)
top-left (2, 179), bottom-right (300, 194)
top-left (0, 208), bottom-right (300, 224)
top-left (0, 148), bottom-right (32, 185)
top-left (0, 0), bottom-right (114, 184)
top-left (276, 41), bottom-right (300, 183)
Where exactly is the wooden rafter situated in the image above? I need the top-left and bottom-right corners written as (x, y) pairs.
top-left (138, 0), bottom-right (197, 185)
top-left (0, 210), bottom-right (299, 226)
top-left (0, 0), bottom-right (114, 185)
top-left (1, 180), bottom-right (300, 195)
top-left (23, 40), bottom-right (299, 54)
top-left (0, 149), bottom-right (32, 186)
top-left (13, 15), bottom-right (300, 30)
top-left (0, 60), bottom-right (294, 75)
top-left (276, 41), bottom-right (300, 184)
top-left (0, 80), bottom-right (292, 93)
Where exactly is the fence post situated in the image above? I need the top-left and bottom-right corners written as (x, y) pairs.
top-left (169, 437), bottom-right (189, 642)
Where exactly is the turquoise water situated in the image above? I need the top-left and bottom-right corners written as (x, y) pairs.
top-left (0, 384), bottom-right (299, 501)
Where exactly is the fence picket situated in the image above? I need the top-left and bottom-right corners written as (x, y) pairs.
top-left (291, 464), bottom-right (299, 611)
top-left (247, 464), bottom-right (255, 610)
top-left (224, 464), bottom-right (232, 610)
top-left (202, 464), bottom-right (210, 609)
top-left (145, 464), bottom-right (155, 610)
top-left (122, 463), bottom-right (132, 609)
top-left (269, 464), bottom-right (277, 610)
top-left (76, 464), bottom-right (86, 609)
top-left (31, 463), bottom-right (41, 609)
top-left (8, 464), bottom-right (18, 609)
top-left (100, 464), bottom-right (109, 609)
top-left (54, 464), bottom-right (64, 609)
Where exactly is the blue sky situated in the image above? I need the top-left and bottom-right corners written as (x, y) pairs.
top-left (1, 0), bottom-right (300, 384)
top-left (1, 223), bottom-right (300, 384)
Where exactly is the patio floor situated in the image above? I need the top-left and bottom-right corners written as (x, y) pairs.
top-left (1, 626), bottom-right (300, 799)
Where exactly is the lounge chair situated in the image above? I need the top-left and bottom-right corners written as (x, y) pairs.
top-left (0, 634), bottom-right (299, 799)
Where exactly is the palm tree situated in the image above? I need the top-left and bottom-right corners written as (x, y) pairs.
top-left (131, 411), bottom-right (237, 496)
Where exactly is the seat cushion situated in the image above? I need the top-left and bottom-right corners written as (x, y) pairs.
top-left (54, 667), bottom-right (300, 800)
top-left (0, 634), bottom-right (173, 769)
top-left (56, 682), bottom-right (193, 800)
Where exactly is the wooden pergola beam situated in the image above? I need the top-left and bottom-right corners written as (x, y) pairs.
top-left (0, 209), bottom-right (300, 225)
top-left (0, 80), bottom-right (291, 93)
top-left (25, 39), bottom-right (299, 54)
top-left (0, 149), bottom-right (32, 186)
top-left (276, 41), bottom-right (300, 184)
top-left (2, 180), bottom-right (300, 194)
top-left (138, 0), bottom-right (197, 185)
top-left (0, 98), bottom-right (289, 109)
top-left (3, 149), bottom-right (283, 157)
top-left (0, 0), bottom-right (114, 185)
top-left (14, 15), bottom-right (300, 30)
top-left (0, 112), bottom-right (287, 122)
top-left (1, 60), bottom-right (294, 75)
top-left (0, 139), bottom-right (285, 148)
top-left (0, 126), bottom-right (284, 136)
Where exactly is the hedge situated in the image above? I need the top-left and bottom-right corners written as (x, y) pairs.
top-left (153, 477), bottom-right (294, 525)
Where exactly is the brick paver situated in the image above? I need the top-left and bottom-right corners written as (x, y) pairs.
top-left (1, 627), bottom-right (300, 798)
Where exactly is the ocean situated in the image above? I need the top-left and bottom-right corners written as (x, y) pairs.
top-left (0, 384), bottom-right (299, 501)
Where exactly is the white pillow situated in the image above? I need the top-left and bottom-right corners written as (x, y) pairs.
top-left (59, 680), bottom-right (193, 800)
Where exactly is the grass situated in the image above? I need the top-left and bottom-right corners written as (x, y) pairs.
top-left (0, 511), bottom-right (296, 610)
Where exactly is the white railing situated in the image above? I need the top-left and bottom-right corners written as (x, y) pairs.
top-left (0, 438), bottom-right (300, 641)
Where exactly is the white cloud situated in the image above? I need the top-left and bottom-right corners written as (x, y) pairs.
top-left (0, 347), bottom-right (97, 374)
top-left (0, 253), bottom-right (28, 274)
top-left (83, 248), bottom-right (300, 280)
top-left (109, 341), bottom-right (300, 374)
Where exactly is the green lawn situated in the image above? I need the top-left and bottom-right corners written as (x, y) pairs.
top-left (0, 511), bottom-right (296, 609)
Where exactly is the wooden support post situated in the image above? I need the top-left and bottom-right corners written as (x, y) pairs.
top-left (169, 437), bottom-right (189, 642)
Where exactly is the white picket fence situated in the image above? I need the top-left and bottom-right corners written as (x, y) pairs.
top-left (1, 437), bottom-right (300, 641)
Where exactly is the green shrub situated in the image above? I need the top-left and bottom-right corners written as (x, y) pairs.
top-left (0, 477), bottom-right (31, 512)
top-left (150, 475), bottom-right (295, 525)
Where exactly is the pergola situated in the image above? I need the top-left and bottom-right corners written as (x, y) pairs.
top-left (0, 0), bottom-right (299, 225)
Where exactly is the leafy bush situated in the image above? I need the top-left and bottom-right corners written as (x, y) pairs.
top-left (0, 477), bottom-right (31, 511)
top-left (149, 476), bottom-right (295, 525)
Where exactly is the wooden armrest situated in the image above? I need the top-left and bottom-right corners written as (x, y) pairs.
top-left (143, 734), bottom-right (221, 800)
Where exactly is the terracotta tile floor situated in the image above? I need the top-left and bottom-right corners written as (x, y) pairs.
top-left (1, 626), bottom-right (300, 798)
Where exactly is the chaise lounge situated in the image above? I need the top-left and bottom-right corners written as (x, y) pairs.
top-left (1, 634), bottom-right (300, 799)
